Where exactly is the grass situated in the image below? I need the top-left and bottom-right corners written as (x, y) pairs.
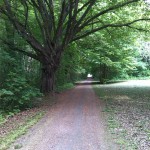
top-left (55, 83), bottom-right (74, 92)
top-left (0, 111), bottom-right (45, 150)
top-left (94, 86), bottom-right (129, 148)
top-left (0, 115), bottom-right (6, 125)
top-left (0, 88), bottom-right (57, 150)
top-left (0, 110), bottom-right (21, 126)
top-left (93, 80), bottom-right (150, 150)
top-left (110, 76), bottom-right (150, 81)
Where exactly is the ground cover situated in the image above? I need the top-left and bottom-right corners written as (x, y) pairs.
top-left (94, 80), bottom-right (150, 150)
top-left (0, 93), bottom-right (57, 150)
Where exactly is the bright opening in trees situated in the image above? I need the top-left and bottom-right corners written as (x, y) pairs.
top-left (87, 74), bottom-right (93, 78)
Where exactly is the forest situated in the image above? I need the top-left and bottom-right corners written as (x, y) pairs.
top-left (0, 1), bottom-right (150, 149)
top-left (0, 0), bottom-right (150, 111)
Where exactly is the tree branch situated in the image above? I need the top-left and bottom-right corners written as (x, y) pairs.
top-left (72, 18), bottom-right (150, 41)
top-left (78, 0), bottom-right (140, 32)
top-left (0, 37), bottom-right (40, 61)
top-left (1, 1), bottom-right (47, 56)
top-left (127, 25), bottom-right (149, 32)
top-left (74, 0), bottom-right (96, 31)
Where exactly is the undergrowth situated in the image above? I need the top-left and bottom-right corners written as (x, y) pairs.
top-left (55, 83), bottom-right (74, 92)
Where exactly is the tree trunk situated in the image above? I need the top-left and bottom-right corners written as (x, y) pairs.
top-left (99, 64), bottom-right (107, 84)
top-left (40, 64), bottom-right (55, 93)
top-left (40, 48), bottom-right (63, 93)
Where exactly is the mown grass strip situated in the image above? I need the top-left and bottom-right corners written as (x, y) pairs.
top-left (93, 85), bottom-right (138, 150)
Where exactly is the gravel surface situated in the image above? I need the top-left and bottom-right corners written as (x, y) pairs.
top-left (9, 83), bottom-right (117, 150)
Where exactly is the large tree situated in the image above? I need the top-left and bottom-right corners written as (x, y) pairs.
top-left (0, 0), bottom-right (150, 93)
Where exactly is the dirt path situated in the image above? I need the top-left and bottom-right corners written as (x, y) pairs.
top-left (9, 82), bottom-right (117, 150)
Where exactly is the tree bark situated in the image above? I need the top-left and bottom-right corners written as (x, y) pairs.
top-left (40, 64), bottom-right (55, 93)
top-left (99, 64), bottom-right (107, 84)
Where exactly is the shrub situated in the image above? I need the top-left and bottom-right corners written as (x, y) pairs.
top-left (0, 72), bottom-right (42, 111)
top-left (55, 83), bottom-right (74, 92)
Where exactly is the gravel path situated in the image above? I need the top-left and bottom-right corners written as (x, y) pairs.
top-left (9, 83), bottom-right (117, 150)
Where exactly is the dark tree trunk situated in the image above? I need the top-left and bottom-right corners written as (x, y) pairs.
top-left (99, 64), bottom-right (107, 84)
top-left (40, 48), bottom-right (63, 93)
top-left (40, 64), bottom-right (56, 93)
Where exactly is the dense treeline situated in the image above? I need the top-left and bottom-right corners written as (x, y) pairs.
top-left (1, 0), bottom-right (150, 92)
top-left (78, 28), bottom-right (150, 83)
top-left (0, 34), bottom-right (81, 112)
top-left (0, 1), bottom-right (150, 112)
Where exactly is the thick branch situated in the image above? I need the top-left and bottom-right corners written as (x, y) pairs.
top-left (74, 0), bottom-right (96, 31)
top-left (54, 0), bottom-right (69, 43)
top-left (0, 1), bottom-right (48, 57)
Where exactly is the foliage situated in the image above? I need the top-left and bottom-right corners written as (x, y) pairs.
top-left (55, 83), bottom-right (74, 93)
top-left (0, 1), bottom-right (150, 111)
top-left (0, 0), bottom-right (150, 92)
top-left (0, 72), bottom-right (42, 111)
top-left (55, 42), bottom-right (81, 86)
top-left (77, 25), bottom-right (150, 82)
